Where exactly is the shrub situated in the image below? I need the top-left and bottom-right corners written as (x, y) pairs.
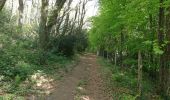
top-left (50, 30), bottom-right (88, 57)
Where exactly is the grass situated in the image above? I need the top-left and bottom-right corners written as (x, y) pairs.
top-left (78, 79), bottom-right (88, 87)
top-left (33, 54), bottom-right (78, 80)
top-left (98, 58), bottom-right (163, 100)
top-left (75, 79), bottom-right (88, 100)
top-left (0, 94), bottom-right (24, 100)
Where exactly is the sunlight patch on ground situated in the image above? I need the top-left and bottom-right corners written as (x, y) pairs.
top-left (88, 63), bottom-right (93, 66)
top-left (80, 95), bottom-right (91, 100)
top-left (75, 78), bottom-right (92, 100)
top-left (77, 87), bottom-right (84, 91)
top-left (31, 70), bottom-right (55, 94)
top-left (75, 95), bottom-right (92, 100)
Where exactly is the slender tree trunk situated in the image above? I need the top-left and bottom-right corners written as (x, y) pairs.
top-left (149, 14), bottom-right (154, 64)
top-left (47, 0), bottom-right (67, 32)
top-left (8, 0), bottom-right (14, 21)
top-left (79, 0), bottom-right (86, 31)
top-left (138, 50), bottom-right (142, 99)
top-left (149, 14), bottom-right (158, 79)
top-left (18, 0), bottom-right (24, 29)
top-left (0, 0), bottom-right (6, 11)
top-left (54, 13), bottom-right (64, 36)
top-left (36, 0), bottom-right (40, 25)
top-left (107, 51), bottom-right (109, 60)
top-left (11, 0), bottom-right (13, 15)
top-left (70, 5), bottom-right (78, 34)
top-left (120, 29), bottom-right (124, 67)
top-left (115, 51), bottom-right (117, 66)
top-left (62, 13), bottom-right (70, 35)
top-left (31, 0), bottom-right (36, 24)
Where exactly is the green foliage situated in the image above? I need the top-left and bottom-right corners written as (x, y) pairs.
top-left (0, 8), bottom-right (77, 96)
top-left (50, 35), bottom-right (76, 56)
top-left (74, 30), bottom-right (88, 53)
top-left (58, 35), bottom-right (76, 56)
top-left (13, 75), bottom-right (21, 87)
top-left (153, 41), bottom-right (164, 55)
top-left (0, 39), bottom-right (37, 80)
top-left (88, 0), bottom-right (159, 58)
top-left (99, 58), bottom-right (162, 99)
top-left (88, 0), bottom-right (169, 98)
top-left (0, 94), bottom-right (24, 100)
top-left (50, 29), bottom-right (88, 57)
top-left (120, 94), bottom-right (136, 100)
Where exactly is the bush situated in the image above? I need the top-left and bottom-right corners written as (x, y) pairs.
top-left (99, 58), bottom-right (161, 100)
top-left (0, 9), bottom-right (37, 81)
top-left (58, 35), bottom-right (76, 56)
top-left (74, 30), bottom-right (88, 52)
top-left (50, 29), bottom-right (88, 56)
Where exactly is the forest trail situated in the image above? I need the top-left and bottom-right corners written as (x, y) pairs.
top-left (31, 53), bottom-right (112, 100)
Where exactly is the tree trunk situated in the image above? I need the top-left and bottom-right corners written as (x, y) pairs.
top-left (18, 0), bottom-right (24, 29)
top-left (158, 0), bottom-right (167, 95)
top-left (149, 14), bottom-right (154, 64)
top-left (47, 0), bottom-right (67, 32)
top-left (78, 0), bottom-right (87, 32)
top-left (107, 51), bottom-right (109, 60)
top-left (138, 50), bottom-right (142, 98)
top-left (115, 51), bottom-right (117, 66)
top-left (70, 5), bottom-right (78, 34)
top-left (0, 0), bottom-right (6, 11)
top-left (120, 29), bottom-right (124, 67)
top-left (164, 5), bottom-right (170, 97)
top-left (39, 0), bottom-right (49, 64)
top-left (62, 13), bottom-right (70, 35)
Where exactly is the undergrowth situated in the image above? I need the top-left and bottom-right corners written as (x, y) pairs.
top-left (0, 52), bottom-right (77, 99)
top-left (98, 58), bottom-right (163, 100)
top-left (0, 9), bottom-right (79, 99)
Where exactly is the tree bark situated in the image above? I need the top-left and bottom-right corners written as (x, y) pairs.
top-left (138, 50), bottom-right (142, 98)
top-left (69, 5), bottom-right (78, 34)
top-left (18, 0), bottom-right (24, 29)
top-left (78, 0), bottom-right (87, 32)
top-left (62, 13), bottom-right (70, 35)
top-left (47, 0), bottom-right (67, 32)
top-left (120, 29), bottom-right (124, 67)
top-left (61, 0), bottom-right (73, 35)
top-left (164, 5), bottom-right (170, 97)
top-left (0, 0), bottom-right (6, 11)
top-left (149, 14), bottom-right (154, 64)
top-left (39, 0), bottom-right (49, 64)
top-left (158, 0), bottom-right (167, 95)
top-left (115, 51), bottom-right (117, 66)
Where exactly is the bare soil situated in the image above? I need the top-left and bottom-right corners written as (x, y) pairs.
top-left (28, 53), bottom-right (112, 100)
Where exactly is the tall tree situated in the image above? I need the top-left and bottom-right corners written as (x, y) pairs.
top-left (138, 50), bottom-right (143, 98)
top-left (39, 0), bottom-right (49, 64)
top-left (18, 0), bottom-right (24, 29)
top-left (0, 0), bottom-right (6, 11)
top-left (163, 1), bottom-right (170, 96)
top-left (47, 0), bottom-right (67, 31)
top-left (158, 0), bottom-right (166, 94)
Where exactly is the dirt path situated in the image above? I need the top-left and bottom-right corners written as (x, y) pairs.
top-left (31, 54), bottom-right (112, 100)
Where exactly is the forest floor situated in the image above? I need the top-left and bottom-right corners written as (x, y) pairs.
top-left (28, 53), bottom-right (112, 100)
